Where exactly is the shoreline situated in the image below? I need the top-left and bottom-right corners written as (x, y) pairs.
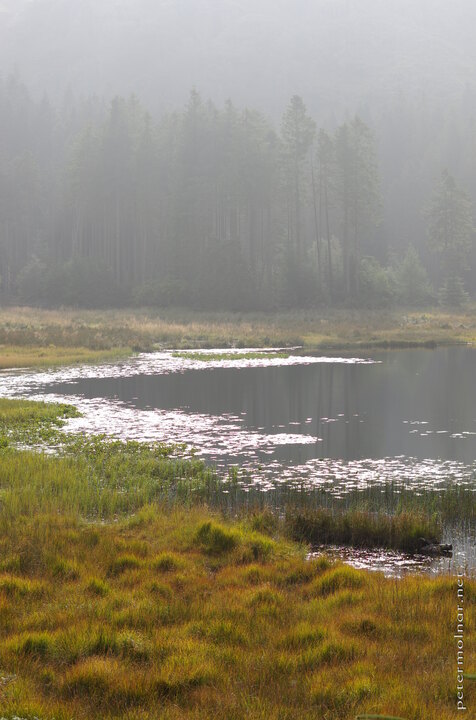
top-left (0, 304), bottom-right (475, 369)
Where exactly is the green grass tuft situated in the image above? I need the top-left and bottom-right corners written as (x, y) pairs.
top-left (108, 555), bottom-right (141, 576)
top-left (18, 633), bottom-right (53, 658)
top-left (195, 520), bottom-right (239, 554)
top-left (86, 577), bottom-right (110, 596)
top-left (152, 552), bottom-right (183, 572)
top-left (312, 566), bottom-right (366, 597)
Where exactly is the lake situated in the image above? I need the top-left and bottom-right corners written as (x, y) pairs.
top-left (2, 345), bottom-right (475, 575)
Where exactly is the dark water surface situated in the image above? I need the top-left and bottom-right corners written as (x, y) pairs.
top-left (47, 346), bottom-right (476, 465)
top-left (2, 346), bottom-right (475, 575)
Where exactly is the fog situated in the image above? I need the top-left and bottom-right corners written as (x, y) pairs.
top-left (0, 0), bottom-right (475, 309)
top-left (2, 0), bottom-right (476, 115)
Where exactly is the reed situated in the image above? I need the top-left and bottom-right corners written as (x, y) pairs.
top-left (285, 508), bottom-right (441, 553)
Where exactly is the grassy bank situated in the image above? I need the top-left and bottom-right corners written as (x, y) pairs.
top-left (0, 305), bottom-right (475, 367)
top-left (0, 399), bottom-right (474, 719)
top-left (0, 345), bottom-right (131, 370)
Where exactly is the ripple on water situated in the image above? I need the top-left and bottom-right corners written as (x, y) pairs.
top-left (1, 349), bottom-right (475, 495)
top-left (1, 349), bottom-right (475, 576)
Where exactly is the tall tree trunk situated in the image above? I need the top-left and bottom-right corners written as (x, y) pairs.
top-left (311, 159), bottom-right (321, 284)
top-left (324, 184), bottom-right (333, 301)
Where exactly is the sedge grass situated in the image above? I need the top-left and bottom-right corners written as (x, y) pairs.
top-left (0, 505), bottom-right (474, 720)
top-left (285, 508), bottom-right (442, 553)
top-left (0, 399), bottom-right (474, 719)
top-left (0, 305), bottom-right (475, 364)
top-left (0, 344), bottom-right (132, 369)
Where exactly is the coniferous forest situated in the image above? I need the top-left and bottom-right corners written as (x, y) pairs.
top-left (1, 5), bottom-right (476, 720)
top-left (0, 76), bottom-right (475, 311)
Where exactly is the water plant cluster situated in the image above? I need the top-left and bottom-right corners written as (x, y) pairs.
top-left (285, 509), bottom-right (441, 554)
top-left (172, 351), bottom-right (291, 361)
top-left (0, 399), bottom-right (474, 719)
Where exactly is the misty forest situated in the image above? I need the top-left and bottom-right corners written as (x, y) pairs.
top-left (1, 0), bottom-right (476, 310)
top-left (0, 3), bottom-right (475, 720)
top-left (1, 79), bottom-right (476, 310)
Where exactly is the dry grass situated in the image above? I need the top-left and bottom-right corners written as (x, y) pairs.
top-left (0, 305), bottom-right (474, 369)
top-left (0, 508), bottom-right (474, 720)
top-left (0, 344), bottom-right (131, 369)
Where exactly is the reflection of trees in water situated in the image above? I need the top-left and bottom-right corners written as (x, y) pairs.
top-left (43, 348), bottom-right (476, 465)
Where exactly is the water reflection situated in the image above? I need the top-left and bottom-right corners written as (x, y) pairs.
top-left (1, 346), bottom-right (475, 575)
top-left (309, 524), bottom-right (475, 578)
top-left (309, 546), bottom-right (457, 578)
top-left (34, 346), bottom-right (476, 466)
top-left (1, 347), bottom-right (476, 482)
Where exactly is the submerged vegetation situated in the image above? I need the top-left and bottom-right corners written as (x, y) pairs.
top-left (0, 399), bottom-right (474, 719)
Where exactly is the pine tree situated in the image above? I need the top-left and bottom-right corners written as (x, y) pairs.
top-left (426, 169), bottom-right (474, 284)
top-left (316, 129), bottom-right (335, 299)
top-left (280, 95), bottom-right (315, 261)
top-left (334, 117), bottom-right (381, 299)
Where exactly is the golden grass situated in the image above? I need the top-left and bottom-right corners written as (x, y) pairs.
top-left (0, 305), bottom-right (474, 370)
top-left (0, 344), bottom-right (131, 369)
top-left (0, 505), bottom-right (474, 720)
top-left (0, 399), bottom-right (474, 719)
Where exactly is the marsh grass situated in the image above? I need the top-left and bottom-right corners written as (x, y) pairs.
top-left (356, 716), bottom-right (410, 719)
top-left (286, 508), bottom-right (441, 552)
top-left (1, 305), bottom-right (475, 363)
top-left (0, 344), bottom-right (131, 369)
top-left (0, 399), bottom-right (471, 541)
top-left (0, 399), bottom-right (474, 719)
top-left (0, 398), bottom-right (78, 422)
top-left (0, 398), bottom-right (80, 450)
top-left (0, 499), bottom-right (473, 720)
top-left (172, 351), bottom-right (291, 360)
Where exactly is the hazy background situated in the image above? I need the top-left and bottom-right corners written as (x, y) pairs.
top-left (2, 0), bottom-right (476, 118)
top-left (1, 0), bottom-right (475, 309)
top-left (0, 0), bottom-right (476, 115)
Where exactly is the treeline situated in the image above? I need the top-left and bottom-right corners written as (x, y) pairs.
top-left (0, 77), bottom-right (474, 309)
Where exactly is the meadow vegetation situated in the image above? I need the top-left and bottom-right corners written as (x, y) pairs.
top-left (0, 399), bottom-right (474, 719)
top-left (0, 345), bottom-right (131, 370)
top-left (172, 351), bottom-right (291, 361)
top-left (0, 304), bottom-right (475, 367)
